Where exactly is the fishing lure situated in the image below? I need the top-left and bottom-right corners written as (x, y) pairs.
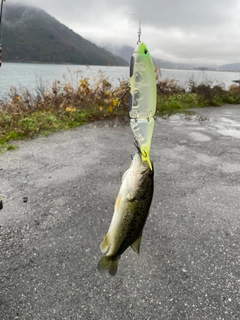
top-left (129, 32), bottom-right (156, 170)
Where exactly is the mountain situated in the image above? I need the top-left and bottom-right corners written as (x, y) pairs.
top-left (105, 44), bottom-right (219, 70)
top-left (218, 63), bottom-right (240, 71)
top-left (2, 4), bottom-right (128, 66)
top-left (105, 45), bottom-right (133, 64)
top-left (152, 57), bottom-right (195, 70)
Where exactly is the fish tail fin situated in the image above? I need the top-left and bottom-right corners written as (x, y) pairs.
top-left (97, 256), bottom-right (120, 276)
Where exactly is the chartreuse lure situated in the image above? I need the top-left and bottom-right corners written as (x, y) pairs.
top-left (129, 42), bottom-right (156, 170)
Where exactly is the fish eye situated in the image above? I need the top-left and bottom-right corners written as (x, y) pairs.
top-left (144, 49), bottom-right (148, 55)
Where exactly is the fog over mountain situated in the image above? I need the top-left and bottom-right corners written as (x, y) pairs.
top-left (2, 2), bottom-right (240, 70)
top-left (2, 3), bottom-right (127, 66)
top-left (12, 0), bottom-right (240, 66)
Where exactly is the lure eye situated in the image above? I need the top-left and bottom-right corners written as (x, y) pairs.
top-left (144, 49), bottom-right (148, 55)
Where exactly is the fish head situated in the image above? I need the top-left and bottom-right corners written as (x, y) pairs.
top-left (131, 152), bottom-right (153, 180)
top-left (121, 152), bottom-right (153, 198)
top-left (125, 152), bottom-right (154, 203)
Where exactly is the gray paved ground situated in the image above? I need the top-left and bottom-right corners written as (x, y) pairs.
top-left (0, 105), bottom-right (240, 320)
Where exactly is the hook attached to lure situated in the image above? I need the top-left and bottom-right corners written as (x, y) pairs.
top-left (112, 85), bottom-right (130, 108)
top-left (133, 137), bottom-right (147, 158)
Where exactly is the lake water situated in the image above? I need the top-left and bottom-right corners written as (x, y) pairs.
top-left (0, 62), bottom-right (240, 100)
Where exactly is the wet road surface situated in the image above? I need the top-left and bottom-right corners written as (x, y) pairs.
top-left (0, 104), bottom-right (240, 319)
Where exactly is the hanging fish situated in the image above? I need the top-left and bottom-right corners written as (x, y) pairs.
top-left (97, 26), bottom-right (156, 276)
top-left (129, 41), bottom-right (156, 170)
top-left (97, 152), bottom-right (154, 276)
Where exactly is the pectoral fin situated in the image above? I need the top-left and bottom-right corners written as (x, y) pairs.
top-left (100, 235), bottom-right (110, 253)
top-left (127, 192), bottom-right (135, 201)
top-left (131, 235), bottom-right (142, 254)
top-left (121, 168), bottom-right (130, 182)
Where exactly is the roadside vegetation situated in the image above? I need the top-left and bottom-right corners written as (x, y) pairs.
top-left (1, 68), bottom-right (240, 153)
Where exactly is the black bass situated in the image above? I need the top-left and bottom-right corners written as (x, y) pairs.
top-left (97, 152), bottom-right (154, 276)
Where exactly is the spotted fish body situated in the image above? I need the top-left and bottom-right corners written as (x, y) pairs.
top-left (97, 153), bottom-right (154, 276)
top-left (129, 42), bottom-right (156, 170)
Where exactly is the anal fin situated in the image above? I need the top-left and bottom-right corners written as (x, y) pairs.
top-left (131, 234), bottom-right (142, 254)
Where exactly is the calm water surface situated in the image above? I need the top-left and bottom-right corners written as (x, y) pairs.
top-left (0, 62), bottom-right (240, 100)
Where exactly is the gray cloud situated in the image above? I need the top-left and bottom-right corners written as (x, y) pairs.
top-left (9, 0), bottom-right (240, 65)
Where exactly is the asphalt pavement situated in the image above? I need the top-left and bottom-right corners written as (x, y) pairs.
top-left (0, 105), bottom-right (240, 320)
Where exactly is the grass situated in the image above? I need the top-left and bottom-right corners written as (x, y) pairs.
top-left (0, 143), bottom-right (18, 154)
top-left (1, 69), bottom-right (240, 153)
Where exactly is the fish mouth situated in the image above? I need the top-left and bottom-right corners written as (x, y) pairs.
top-left (133, 139), bottom-right (153, 171)
top-left (132, 152), bottom-right (142, 167)
top-left (132, 152), bottom-right (153, 178)
top-left (141, 161), bottom-right (152, 175)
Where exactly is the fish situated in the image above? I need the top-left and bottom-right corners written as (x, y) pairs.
top-left (97, 152), bottom-right (154, 276)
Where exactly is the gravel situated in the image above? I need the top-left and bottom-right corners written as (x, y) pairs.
top-left (0, 105), bottom-right (240, 319)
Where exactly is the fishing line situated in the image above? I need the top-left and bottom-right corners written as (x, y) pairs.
top-left (137, 16), bottom-right (141, 44)
top-left (0, 0), bottom-right (6, 66)
top-left (0, 0), bottom-right (5, 44)
top-left (138, 0), bottom-right (142, 43)
top-left (0, 16), bottom-right (3, 45)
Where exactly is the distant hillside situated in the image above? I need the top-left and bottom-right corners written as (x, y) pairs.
top-left (219, 63), bottom-right (240, 71)
top-left (2, 4), bottom-right (128, 66)
top-left (105, 44), bottom-right (219, 70)
top-left (152, 57), bottom-right (195, 70)
top-left (105, 45), bottom-right (133, 64)
top-left (105, 44), bottom-right (198, 69)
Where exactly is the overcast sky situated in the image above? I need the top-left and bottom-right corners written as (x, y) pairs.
top-left (10, 0), bottom-right (240, 65)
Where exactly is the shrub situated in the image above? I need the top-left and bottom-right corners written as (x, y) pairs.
top-left (1, 69), bottom-right (240, 149)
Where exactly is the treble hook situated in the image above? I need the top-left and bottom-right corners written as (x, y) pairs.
top-left (133, 137), bottom-right (147, 158)
top-left (112, 85), bottom-right (130, 107)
